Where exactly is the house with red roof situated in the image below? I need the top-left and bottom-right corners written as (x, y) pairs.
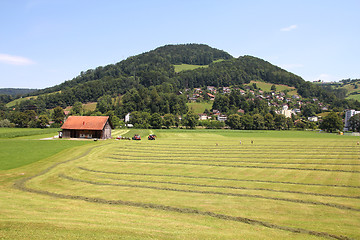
top-left (60, 116), bottom-right (113, 139)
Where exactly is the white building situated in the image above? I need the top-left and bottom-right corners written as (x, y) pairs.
top-left (308, 116), bottom-right (318, 122)
top-left (125, 113), bottom-right (131, 123)
top-left (217, 115), bottom-right (227, 122)
top-left (344, 109), bottom-right (360, 131)
top-left (280, 105), bottom-right (294, 118)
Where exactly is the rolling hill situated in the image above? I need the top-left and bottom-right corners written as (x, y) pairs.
top-left (3, 44), bottom-right (359, 111)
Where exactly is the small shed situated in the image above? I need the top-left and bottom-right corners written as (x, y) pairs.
top-left (61, 116), bottom-right (113, 139)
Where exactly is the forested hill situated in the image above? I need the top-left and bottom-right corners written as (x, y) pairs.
top-left (10, 43), bottom-right (357, 110)
top-left (34, 44), bottom-right (233, 95)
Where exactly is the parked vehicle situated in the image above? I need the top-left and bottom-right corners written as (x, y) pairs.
top-left (148, 134), bottom-right (156, 140)
top-left (132, 134), bottom-right (141, 140)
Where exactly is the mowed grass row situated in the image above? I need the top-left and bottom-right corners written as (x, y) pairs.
top-left (11, 130), bottom-right (359, 239)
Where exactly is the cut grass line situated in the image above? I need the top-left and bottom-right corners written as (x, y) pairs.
top-left (92, 174), bottom-right (360, 200)
top-left (112, 149), bottom-right (360, 158)
top-left (110, 154), bottom-right (360, 166)
top-left (59, 174), bottom-right (360, 213)
top-left (110, 159), bottom-right (360, 173)
top-left (78, 166), bottom-right (360, 189)
top-left (112, 129), bottom-right (130, 136)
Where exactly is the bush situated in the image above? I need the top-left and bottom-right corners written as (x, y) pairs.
top-left (0, 119), bottom-right (15, 128)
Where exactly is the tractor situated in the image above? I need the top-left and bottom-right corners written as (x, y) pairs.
top-left (148, 134), bottom-right (156, 140)
top-left (132, 134), bottom-right (141, 140)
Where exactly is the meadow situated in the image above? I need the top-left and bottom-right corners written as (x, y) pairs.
top-left (0, 129), bottom-right (359, 239)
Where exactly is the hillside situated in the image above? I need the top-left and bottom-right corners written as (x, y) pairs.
top-left (4, 44), bottom-right (360, 112)
top-left (318, 79), bottom-right (360, 101)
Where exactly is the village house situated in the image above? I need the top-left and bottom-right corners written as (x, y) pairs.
top-left (198, 114), bottom-right (211, 120)
top-left (217, 114), bottom-right (227, 122)
top-left (308, 116), bottom-right (318, 122)
top-left (223, 87), bottom-right (231, 94)
top-left (60, 116), bottom-right (113, 139)
top-left (207, 86), bottom-right (216, 93)
top-left (207, 93), bottom-right (215, 100)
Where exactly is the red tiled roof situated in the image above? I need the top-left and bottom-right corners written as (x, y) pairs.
top-left (61, 116), bottom-right (110, 130)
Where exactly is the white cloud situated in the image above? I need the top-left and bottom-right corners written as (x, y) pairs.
top-left (0, 53), bottom-right (35, 65)
top-left (281, 25), bottom-right (297, 32)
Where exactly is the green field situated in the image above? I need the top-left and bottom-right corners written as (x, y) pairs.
top-left (1, 129), bottom-right (360, 239)
top-left (247, 81), bottom-right (298, 95)
top-left (0, 128), bottom-right (59, 139)
top-left (347, 93), bottom-right (360, 101)
top-left (187, 101), bottom-right (213, 114)
top-left (174, 64), bottom-right (209, 73)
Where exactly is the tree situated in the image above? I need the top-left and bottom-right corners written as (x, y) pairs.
top-left (226, 114), bottom-right (241, 129)
top-left (36, 115), bottom-right (50, 128)
top-left (71, 101), bottom-right (83, 115)
top-left (302, 103), bottom-right (319, 118)
top-left (271, 84), bottom-right (277, 91)
top-left (53, 106), bottom-right (65, 124)
top-left (252, 114), bottom-right (265, 130)
top-left (285, 117), bottom-right (294, 130)
top-left (0, 119), bottom-right (14, 128)
top-left (320, 112), bottom-right (344, 133)
top-left (274, 114), bottom-right (286, 130)
top-left (264, 113), bottom-right (275, 130)
top-left (348, 113), bottom-right (360, 132)
top-left (240, 114), bottom-right (253, 130)
top-left (150, 113), bottom-right (163, 129)
top-left (183, 111), bottom-right (199, 129)
top-left (96, 95), bottom-right (113, 114)
top-left (163, 113), bottom-right (175, 128)
top-left (129, 111), bottom-right (151, 128)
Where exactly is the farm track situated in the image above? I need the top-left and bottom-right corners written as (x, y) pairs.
top-left (12, 143), bottom-right (354, 240)
top-left (110, 154), bottom-right (360, 165)
top-left (59, 173), bottom-right (360, 212)
top-left (110, 158), bottom-right (360, 173)
top-left (78, 166), bottom-right (360, 189)
top-left (80, 171), bottom-right (360, 199)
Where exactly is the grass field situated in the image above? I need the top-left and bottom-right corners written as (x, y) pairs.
top-left (0, 128), bottom-right (59, 139)
top-left (247, 81), bottom-right (298, 95)
top-left (174, 64), bottom-right (209, 73)
top-left (347, 93), bottom-right (360, 101)
top-left (1, 129), bottom-right (360, 239)
top-left (187, 101), bottom-right (213, 114)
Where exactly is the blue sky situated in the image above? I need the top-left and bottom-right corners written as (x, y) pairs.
top-left (1, 0), bottom-right (359, 88)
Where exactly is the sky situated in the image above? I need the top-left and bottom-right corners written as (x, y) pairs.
top-left (0, 0), bottom-right (359, 89)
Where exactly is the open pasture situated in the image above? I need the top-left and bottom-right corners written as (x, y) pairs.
top-left (1, 130), bottom-right (360, 239)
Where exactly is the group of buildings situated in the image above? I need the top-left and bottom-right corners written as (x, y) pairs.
top-left (57, 85), bottom-right (360, 139)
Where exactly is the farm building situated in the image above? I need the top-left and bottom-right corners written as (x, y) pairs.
top-left (60, 116), bottom-right (113, 139)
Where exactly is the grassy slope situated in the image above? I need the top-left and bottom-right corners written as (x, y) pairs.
top-left (248, 81), bottom-right (298, 95)
top-left (0, 129), bottom-right (359, 239)
top-left (6, 91), bottom-right (61, 108)
top-left (326, 81), bottom-right (360, 100)
top-left (187, 101), bottom-right (213, 114)
top-left (174, 64), bottom-right (209, 73)
top-left (174, 59), bottom-right (224, 73)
